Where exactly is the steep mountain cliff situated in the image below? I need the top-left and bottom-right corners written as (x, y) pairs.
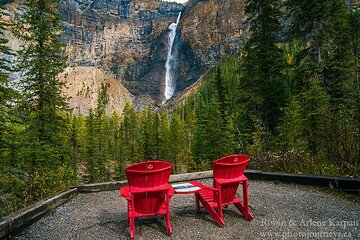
top-left (5, 0), bottom-right (247, 113)
top-left (173, 0), bottom-right (246, 104)
top-left (179, 0), bottom-right (246, 74)
top-left (58, 0), bottom-right (186, 108)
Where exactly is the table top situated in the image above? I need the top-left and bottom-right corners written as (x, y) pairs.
top-left (171, 182), bottom-right (201, 194)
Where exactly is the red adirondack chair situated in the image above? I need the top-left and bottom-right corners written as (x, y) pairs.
top-left (120, 160), bottom-right (174, 239)
top-left (190, 154), bottom-right (253, 227)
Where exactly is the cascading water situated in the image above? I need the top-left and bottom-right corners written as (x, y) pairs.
top-left (164, 12), bottom-right (181, 103)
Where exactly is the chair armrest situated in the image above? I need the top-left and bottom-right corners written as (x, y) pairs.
top-left (168, 186), bottom-right (175, 197)
top-left (214, 175), bottom-right (248, 185)
top-left (190, 181), bottom-right (219, 192)
top-left (120, 186), bottom-right (131, 200)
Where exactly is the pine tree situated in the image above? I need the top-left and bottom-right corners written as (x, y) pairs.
top-left (213, 65), bottom-right (228, 120)
top-left (65, 114), bottom-right (79, 181)
top-left (116, 117), bottom-right (127, 180)
top-left (153, 112), bottom-right (162, 159)
top-left (169, 113), bottom-right (186, 172)
top-left (183, 110), bottom-right (196, 170)
top-left (349, 7), bottom-right (360, 118)
top-left (94, 83), bottom-right (110, 181)
top-left (75, 115), bottom-right (86, 169)
top-left (14, 0), bottom-right (68, 144)
top-left (322, 2), bottom-right (353, 110)
top-left (0, 5), bottom-right (17, 159)
top-left (207, 95), bottom-right (235, 160)
top-left (240, 0), bottom-right (286, 135)
top-left (277, 96), bottom-right (306, 151)
top-left (159, 111), bottom-right (171, 161)
top-left (141, 106), bottom-right (156, 160)
top-left (135, 110), bottom-right (145, 161)
top-left (318, 105), bottom-right (360, 177)
top-left (0, 4), bottom-right (12, 103)
top-left (287, 0), bottom-right (354, 102)
top-left (95, 82), bottom-right (109, 117)
top-left (13, 0), bottom-right (69, 198)
top-left (0, 5), bottom-right (23, 217)
top-left (300, 77), bottom-right (330, 155)
top-left (109, 112), bottom-right (124, 179)
top-left (85, 109), bottom-right (97, 182)
top-left (122, 102), bottom-right (139, 162)
top-left (287, 0), bottom-right (358, 159)
top-left (192, 98), bottom-right (210, 170)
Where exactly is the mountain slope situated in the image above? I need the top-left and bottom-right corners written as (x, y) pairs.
top-left (62, 66), bottom-right (132, 115)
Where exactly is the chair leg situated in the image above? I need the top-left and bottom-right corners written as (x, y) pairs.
top-left (243, 180), bottom-right (254, 220)
top-left (165, 212), bottom-right (172, 236)
top-left (129, 215), bottom-right (135, 240)
top-left (234, 181), bottom-right (253, 221)
top-left (216, 192), bottom-right (223, 222)
top-left (127, 203), bottom-right (130, 223)
top-left (195, 193), bottom-right (200, 213)
top-left (199, 197), bottom-right (224, 227)
top-left (165, 191), bottom-right (173, 236)
top-left (217, 205), bottom-right (223, 225)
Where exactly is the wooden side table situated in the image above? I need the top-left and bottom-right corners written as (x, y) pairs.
top-left (171, 182), bottom-right (201, 194)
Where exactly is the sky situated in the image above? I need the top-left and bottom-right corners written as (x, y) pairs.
top-left (163, 0), bottom-right (189, 4)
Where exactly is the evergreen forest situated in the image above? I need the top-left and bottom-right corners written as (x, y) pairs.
top-left (1, 0), bottom-right (360, 217)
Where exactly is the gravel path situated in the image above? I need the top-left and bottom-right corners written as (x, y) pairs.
top-left (14, 180), bottom-right (360, 240)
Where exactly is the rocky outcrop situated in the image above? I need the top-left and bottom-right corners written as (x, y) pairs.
top-left (181, 0), bottom-right (246, 67)
top-left (61, 66), bottom-right (132, 115)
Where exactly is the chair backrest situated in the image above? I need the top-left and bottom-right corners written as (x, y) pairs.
top-left (125, 160), bottom-right (173, 214)
top-left (213, 154), bottom-right (250, 204)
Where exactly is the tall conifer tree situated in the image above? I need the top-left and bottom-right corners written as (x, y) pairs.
top-left (122, 102), bottom-right (138, 162)
top-left (287, 0), bottom-right (354, 102)
top-left (239, 0), bottom-right (285, 143)
top-left (349, 7), bottom-right (360, 118)
top-left (15, 0), bottom-right (68, 142)
top-left (85, 109), bottom-right (96, 182)
top-left (13, 0), bottom-right (68, 196)
top-left (0, 5), bottom-right (16, 155)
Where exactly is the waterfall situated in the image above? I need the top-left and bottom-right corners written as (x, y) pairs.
top-left (164, 12), bottom-right (181, 103)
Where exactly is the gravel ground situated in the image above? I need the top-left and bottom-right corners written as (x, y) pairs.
top-left (14, 180), bottom-right (360, 240)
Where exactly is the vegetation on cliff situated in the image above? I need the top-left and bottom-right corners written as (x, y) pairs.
top-left (1, 0), bottom-right (360, 217)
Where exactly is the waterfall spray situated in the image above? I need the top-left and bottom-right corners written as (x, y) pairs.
top-left (164, 12), bottom-right (181, 103)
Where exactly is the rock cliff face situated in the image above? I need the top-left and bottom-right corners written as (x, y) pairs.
top-left (175, 0), bottom-right (246, 97)
top-left (5, 0), bottom-right (247, 112)
top-left (59, 0), bottom-right (247, 106)
top-left (58, 0), bottom-right (186, 108)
